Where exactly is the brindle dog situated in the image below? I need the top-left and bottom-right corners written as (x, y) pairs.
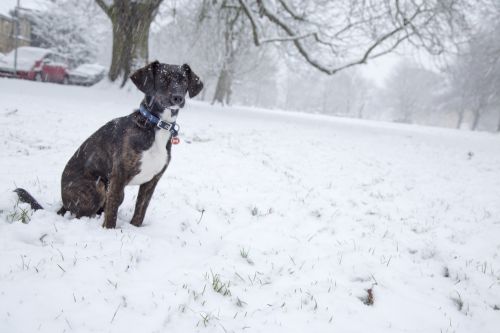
top-left (15, 61), bottom-right (203, 228)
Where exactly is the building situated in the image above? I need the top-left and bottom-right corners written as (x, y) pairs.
top-left (0, 9), bottom-right (31, 54)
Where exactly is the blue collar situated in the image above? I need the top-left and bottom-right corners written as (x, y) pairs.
top-left (138, 104), bottom-right (179, 137)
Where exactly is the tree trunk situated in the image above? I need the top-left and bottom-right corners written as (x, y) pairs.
top-left (401, 107), bottom-right (412, 123)
top-left (471, 107), bottom-right (481, 131)
top-left (322, 82), bottom-right (329, 113)
top-left (357, 101), bottom-right (365, 119)
top-left (275, 57), bottom-right (288, 108)
top-left (211, 5), bottom-right (240, 106)
top-left (212, 67), bottom-right (232, 105)
top-left (456, 108), bottom-right (465, 129)
top-left (96, 1), bottom-right (159, 87)
top-left (201, 82), bottom-right (208, 101)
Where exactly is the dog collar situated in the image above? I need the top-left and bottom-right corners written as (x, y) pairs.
top-left (139, 104), bottom-right (179, 138)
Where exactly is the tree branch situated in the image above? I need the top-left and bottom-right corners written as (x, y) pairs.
top-left (239, 1), bottom-right (316, 44)
top-left (95, 0), bottom-right (112, 16)
top-left (150, 0), bottom-right (164, 11)
top-left (278, 0), bottom-right (305, 21)
top-left (240, 0), bottom-right (427, 75)
top-left (239, 0), bottom-right (263, 46)
top-left (260, 32), bottom-right (317, 44)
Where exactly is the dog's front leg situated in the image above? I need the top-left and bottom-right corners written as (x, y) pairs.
top-left (130, 168), bottom-right (165, 227)
top-left (103, 177), bottom-right (125, 229)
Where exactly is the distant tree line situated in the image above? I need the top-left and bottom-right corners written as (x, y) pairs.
top-left (22, 0), bottom-right (500, 131)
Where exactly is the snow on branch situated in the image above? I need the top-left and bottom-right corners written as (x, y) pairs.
top-left (239, 0), bottom-right (477, 75)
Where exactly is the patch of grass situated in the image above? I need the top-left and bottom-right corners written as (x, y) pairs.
top-left (236, 297), bottom-right (247, 307)
top-left (240, 247), bottom-right (249, 259)
top-left (300, 292), bottom-right (318, 311)
top-left (310, 209), bottom-right (322, 218)
top-left (249, 206), bottom-right (273, 217)
top-left (209, 271), bottom-right (231, 297)
top-left (7, 199), bottom-right (32, 224)
top-left (198, 312), bottom-right (212, 327)
top-left (240, 247), bottom-right (254, 265)
top-left (451, 291), bottom-right (464, 311)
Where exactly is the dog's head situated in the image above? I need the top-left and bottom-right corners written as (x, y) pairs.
top-left (130, 61), bottom-right (203, 115)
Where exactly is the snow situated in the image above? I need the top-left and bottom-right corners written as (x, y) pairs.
top-left (0, 78), bottom-right (499, 333)
top-left (0, 46), bottom-right (49, 72)
top-left (0, 0), bottom-right (50, 16)
top-left (68, 63), bottom-right (106, 77)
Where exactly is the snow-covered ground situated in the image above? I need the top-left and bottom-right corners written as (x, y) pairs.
top-left (0, 78), bottom-right (499, 333)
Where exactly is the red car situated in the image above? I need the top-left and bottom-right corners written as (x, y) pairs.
top-left (0, 46), bottom-right (69, 84)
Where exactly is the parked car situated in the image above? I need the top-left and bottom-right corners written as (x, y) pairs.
top-left (0, 52), bottom-right (16, 78)
top-left (68, 63), bottom-right (106, 86)
top-left (0, 46), bottom-right (69, 84)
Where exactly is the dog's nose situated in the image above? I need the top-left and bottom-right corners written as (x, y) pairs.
top-left (171, 94), bottom-right (184, 105)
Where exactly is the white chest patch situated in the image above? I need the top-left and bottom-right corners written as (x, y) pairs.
top-left (129, 129), bottom-right (171, 186)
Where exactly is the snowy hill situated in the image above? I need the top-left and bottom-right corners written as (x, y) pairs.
top-left (0, 78), bottom-right (499, 333)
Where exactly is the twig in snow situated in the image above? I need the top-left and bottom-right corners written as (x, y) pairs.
top-left (197, 209), bottom-right (205, 224)
top-left (107, 279), bottom-right (118, 289)
top-left (218, 322), bottom-right (228, 333)
top-left (39, 233), bottom-right (48, 243)
top-left (236, 297), bottom-right (247, 307)
top-left (452, 291), bottom-right (464, 311)
top-left (5, 108), bottom-right (18, 116)
top-left (20, 255), bottom-right (28, 270)
top-left (65, 318), bottom-right (72, 330)
top-left (110, 303), bottom-right (121, 323)
top-left (386, 256), bottom-right (392, 267)
top-left (56, 248), bottom-right (65, 261)
top-left (235, 272), bottom-right (245, 282)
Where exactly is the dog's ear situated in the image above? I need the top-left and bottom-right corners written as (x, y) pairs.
top-left (130, 60), bottom-right (160, 94)
top-left (182, 64), bottom-right (203, 98)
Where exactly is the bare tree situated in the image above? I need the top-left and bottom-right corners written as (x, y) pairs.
top-left (210, 3), bottom-right (243, 104)
top-left (95, 0), bottom-right (163, 86)
top-left (237, 0), bottom-right (480, 76)
top-left (150, 0), bottom-right (275, 106)
top-left (383, 61), bottom-right (443, 124)
top-left (196, 1), bottom-right (258, 105)
top-left (447, 18), bottom-right (500, 131)
top-left (323, 71), bottom-right (369, 118)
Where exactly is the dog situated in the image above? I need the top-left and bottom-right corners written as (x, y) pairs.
top-left (15, 61), bottom-right (203, 228)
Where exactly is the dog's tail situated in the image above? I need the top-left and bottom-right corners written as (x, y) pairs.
top-left (14, 188), bottom-right (44, 210)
